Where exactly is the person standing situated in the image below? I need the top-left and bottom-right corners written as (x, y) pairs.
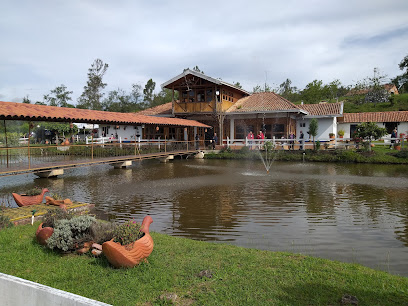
top-left (212, 133), bottom-right (218, 150)
top-left (299, 131), bottom-right (304, 150)
top-left (390, 128), bottom-right (397, 149)
top-left (247, 131), bottom-right (254, 149)
top-left (195, 134), bottom-right (200, 150)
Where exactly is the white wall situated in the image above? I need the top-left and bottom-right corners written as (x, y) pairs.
top-left (338, 122), bottom-right (408, 140)
top-left (99, 124), bottom-right (142, 142)
top-left (0, 273), bottom-right (110, 306)
top-left (300, 117), bottom-right (336, 141)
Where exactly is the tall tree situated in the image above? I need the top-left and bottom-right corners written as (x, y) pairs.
top-left (308, 118), bottom-right (318, 150)
top-left (301, 80), bottom-right (325, 104)
top-left (22, 96), bottom-right (31, 104)
top-left (277, 78), bottom-right (298, 100)
top-left (252, 84), bottom-right (272, 93)
top-left (143, 79), bottom-right (156, 106)
top-left (43, 84), bottom-right (73, 107)
top-left (233, 82), bottom-right (242, 89)
top-left (392, 53), bottom-right (408, 93)
top-left (77, 59), bottom-right (109, 110)
top-left (364, 68), bottom-right (389, 104)
top-left (152, 88), bottom-right (178, 107)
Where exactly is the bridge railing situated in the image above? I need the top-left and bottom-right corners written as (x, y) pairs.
top-left (0, 139), bottom-right (200, 171)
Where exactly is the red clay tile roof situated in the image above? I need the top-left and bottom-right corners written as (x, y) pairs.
top-left (227, 92), bottom-right (302, 113)
top-left (340, 111), bottom-right (408, 123)
top-left (137, 102), bottom-right (173, 116)
top-left (0, 101), bottom-right (209, 128)
top-left (298, 102), bottom-right (343, 116)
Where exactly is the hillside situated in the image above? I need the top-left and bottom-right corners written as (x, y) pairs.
top-left (294, 93), bottom-right (408, 113)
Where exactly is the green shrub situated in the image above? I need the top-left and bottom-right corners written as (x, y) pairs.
top-left (42, 209), bottom-right (73, 228)
top-left (239, 146), bottom-right (250, 154)
top-left (25, 187), bottom-right (43, 196)
top-left (315, 141), bottom-right (321, 151)
top-left (46, 215), bottom-right (96, 252)
top-left (220, 146), bottom-right (233, 153)
top-left (0, 215), bottom-right (13, 230)
top-left (113, 220), bottom-right (143, 245)
top-left (90, 220), bottom-right (116, 244)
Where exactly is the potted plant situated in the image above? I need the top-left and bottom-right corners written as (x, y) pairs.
top-left (102, 216), bottom-right (154, 268)
top-left (338, 130), bottom-right (345, 139)
top-left (12, 187), bottom-right (49, 207)
top-left (329, 133), bottom-right (335, 139)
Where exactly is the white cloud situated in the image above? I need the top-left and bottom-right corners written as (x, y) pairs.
top-left (1, 0), bottom-right (408, 103)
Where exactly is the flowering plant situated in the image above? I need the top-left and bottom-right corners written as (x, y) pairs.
top-left (113, 220), bottom-right (143, 245)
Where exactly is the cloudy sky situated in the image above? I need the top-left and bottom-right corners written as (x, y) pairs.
top-left (1, 0), bottom-right (408, 104)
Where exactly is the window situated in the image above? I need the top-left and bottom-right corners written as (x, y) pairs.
top-left (182, 91), bottom-right (188, 102)
top-left (197, 90), bottom-right (205, 102)
top-left (206, 89), bottom-right (213, 102)
top-left (189, 90), bottom-right (195, 102)
top-left (235, 126), bottom-right (245, 139)
top-left (299, 122), bottom-right (306, 128)
top-left (272, 124), bottom-right (284, 133)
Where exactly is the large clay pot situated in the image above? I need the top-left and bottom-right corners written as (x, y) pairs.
top-left (12, 188), bottom-right (49, 207)
top-left (36, 223), bottom-right (54, 245)
top-left (102, 216), bottom-right (154, 268)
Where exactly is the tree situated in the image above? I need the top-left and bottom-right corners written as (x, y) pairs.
top-left (308, 118), bottom-right (318, 150)
top-left (364, 68), bottom-right (389, 104)
top-left (277, 78), bottom-right (299, 100)
top-left (353, 122), bottom-right (387, 152)
top-left (392, 53), bottom-right (408, 93)
top-left (193, 66), bottom-right (204, 74)
top-left (43, 84), bottom-right (73, 107)
top-left (152, 88), bottom-right (178, 107)
top-left (252, 84), bottom-right (272, 93)
top-left (301, 80), bottom-right (325, 104)
top-left (77, 59), bottom-right (109, 110)
top-left (233, 82), bottom-right (242, 89)
top-left (143, 79), bottom-right (156, 107)
top-left (22, 96), bottom-right (31, 104)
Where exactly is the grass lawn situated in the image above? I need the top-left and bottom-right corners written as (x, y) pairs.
top-left (0, 223), bottom-right (407, 305)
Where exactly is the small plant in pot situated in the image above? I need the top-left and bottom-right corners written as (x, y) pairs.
top-left (329, 133), bottom-right (335, 139)
top-left (338, 130), bottom-right (345, 138)
top-left (12, 187), bottom-right (49, 207)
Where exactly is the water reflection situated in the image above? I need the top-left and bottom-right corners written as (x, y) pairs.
top-left (1, 159), bottom-right (408, 276)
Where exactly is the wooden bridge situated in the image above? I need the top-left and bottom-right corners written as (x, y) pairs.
top-left (0, 140), bottom-right (202, 177)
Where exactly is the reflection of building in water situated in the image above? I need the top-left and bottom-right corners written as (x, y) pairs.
top-left (172, 184), bottom-right (248, 239)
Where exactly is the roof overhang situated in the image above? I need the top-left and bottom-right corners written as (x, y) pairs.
top-left (226, 109), bottom-right (308, 116)
top-left (161, 69), bottom-right (250, 95)
top-left (0, 101), bottom-right (210, 128)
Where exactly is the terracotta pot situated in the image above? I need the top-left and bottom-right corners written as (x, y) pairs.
top-left (45, 196), bottom-right (72, 206)
top-left (102, 216), bottom-right (154, 268)
top-left (395, 145), bottom-right (401, 151)
top-left (12, 188), bottom-right (49, 207)
top-left (36, 223), bottom-right (54, 245)
top-left (64, 139), bottom-right (70, 145)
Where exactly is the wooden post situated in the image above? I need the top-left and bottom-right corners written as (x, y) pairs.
top-left (28, 122), bottom-right (31, 169)
top-left (3, 120), bottom-right (9, 168)
top-left (91, 124), bottom-right (94, 160)
top-left (165, 135), bottom-right (167, 153)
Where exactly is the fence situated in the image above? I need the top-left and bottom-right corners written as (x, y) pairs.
top-left (0, 139), bottom-right (201, 172)
top-left (224, 137), bottom-right (406, 150)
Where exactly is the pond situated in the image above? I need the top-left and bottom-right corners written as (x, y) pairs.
top-left (1, 158), bottom-right (408, 277)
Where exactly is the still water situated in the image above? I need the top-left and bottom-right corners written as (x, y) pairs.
top-left (1, 159), bottom-right (408, 276)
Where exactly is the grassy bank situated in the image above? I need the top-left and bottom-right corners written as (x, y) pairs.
top-left (0, 224), bottom-right (407, 305)
top-left (205, 147), bottom-right (408, 164)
